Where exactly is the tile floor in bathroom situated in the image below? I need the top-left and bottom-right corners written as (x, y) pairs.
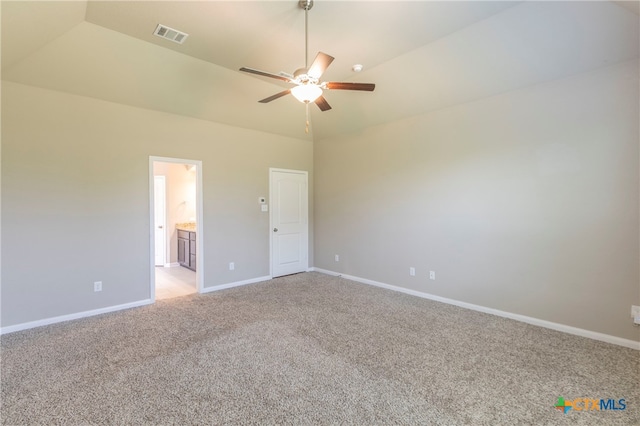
top-left (155, 266), bottom-right (197, 300)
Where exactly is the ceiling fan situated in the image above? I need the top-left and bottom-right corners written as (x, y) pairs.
top-left (239, 0), bottom-right (375, 132)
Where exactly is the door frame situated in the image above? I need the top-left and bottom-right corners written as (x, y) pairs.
top-left (153, 175), bottom-right (167, 267)
top-left (269, 168), bottom-right (309, 278)
top-left (149, 156), bottom-right (204, 301)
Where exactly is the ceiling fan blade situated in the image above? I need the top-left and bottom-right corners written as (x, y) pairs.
top-left (325, 82), bottom-right (375, 91)
top-left (259, 90), bottom-right (291, 103)
top-left (307, 52), bottom-right (335, 79)
top-left (314, 96), bottom-right (332, 111)
top-left (239, 67), bottom-right (293, 83)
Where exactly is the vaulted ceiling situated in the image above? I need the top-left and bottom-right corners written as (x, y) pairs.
top-left (2, 1), bottom-right (638, 141)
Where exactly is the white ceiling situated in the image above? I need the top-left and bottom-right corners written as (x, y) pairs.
top-left (2, 1), bottom-right (639, 141)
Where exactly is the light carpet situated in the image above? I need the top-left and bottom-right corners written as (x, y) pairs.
top-left (1, 272), bottom-right (638, 425)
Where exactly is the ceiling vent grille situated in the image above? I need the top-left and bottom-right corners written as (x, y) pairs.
top-left (153, 24), bottom-right (188, 44)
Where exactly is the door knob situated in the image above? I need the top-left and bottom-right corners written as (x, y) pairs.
top-left (158, 225), bottom-right (163, 229)
top-left (273, 228), bottom-right (278, 232)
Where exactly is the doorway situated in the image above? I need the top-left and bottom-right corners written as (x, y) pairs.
top-left (270, 168), bottom-right (309, 277)
top-left (149, 156), bottom-right (204, 301)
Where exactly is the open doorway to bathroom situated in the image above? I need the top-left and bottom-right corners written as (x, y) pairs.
top-left (149, 156), bottom-right (203, 301)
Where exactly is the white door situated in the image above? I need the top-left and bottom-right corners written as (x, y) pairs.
top-left (154, 176), bottom-right (166, 266)
top-left (270, 169), bottom-right (308, 277)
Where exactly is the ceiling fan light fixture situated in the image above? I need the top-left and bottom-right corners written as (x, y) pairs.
top-left (291, 84), bottom-right (323, 103)
top-left (238, 0), bottom-right (374, 127)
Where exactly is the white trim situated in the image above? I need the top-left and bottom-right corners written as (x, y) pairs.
top-left (164, 262), bottom-right (180, 268)
top-left (153, 175), bottom-right (167, 267)
top-left (1, 274), bottom-right (267, 334)
top-left (149, 156), bottom-right (204, 301)
top-left (310, 268), bottom-right (640, 351)
top-left (309, 267), bottom-right (340, 276)
top-left (0, 299), bottom-right (153, 335)
top-left (148, 160), bottom-right (156, 301)
top-left (201, 276), bottom-right (272, 293)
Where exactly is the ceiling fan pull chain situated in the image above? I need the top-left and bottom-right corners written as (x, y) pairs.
top-left (305, 103), bottom-right (310, 134)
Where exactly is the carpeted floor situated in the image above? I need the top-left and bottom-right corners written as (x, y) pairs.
top-left (1, 272), bottom-right (638, 425)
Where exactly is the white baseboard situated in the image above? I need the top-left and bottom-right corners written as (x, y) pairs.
top-left (163, 262), bottom-right (180, 268)
top-left (201, 275), bottom-right (272, 293)
top-left (0, 299), bottom-right (154, 335)
top-left (0, 275), bottom-right (269, 335)
top-left (310, 268), bottom-right (640, 351)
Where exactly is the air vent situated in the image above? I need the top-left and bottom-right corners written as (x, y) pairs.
top-left (153, 24), bottom-right (188, 44)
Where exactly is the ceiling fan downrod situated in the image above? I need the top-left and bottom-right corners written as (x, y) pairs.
top-left (299, 0), bottom-right (313, 69)
top-left (301, 0), bottom-right (314, 133)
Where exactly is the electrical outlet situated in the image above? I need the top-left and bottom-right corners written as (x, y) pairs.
top-left (409, 267), bottom-right (415, 276)
top-left (429, 271), bottom-right (436, 280)
top-left (229, 262), bottom-right (235, 271)
top-left (94, 281), bottom-right (102, 292)
top-left (632, 307), bottom-right (640, 325)
top-left (335, 255), bottom-right (339, 262)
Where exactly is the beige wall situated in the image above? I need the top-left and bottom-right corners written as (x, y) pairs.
top-left (1, 81), bottom-right (313, 327)
top-left (314, 61), bottom-right (640, 342)
top-left (2, 61), bottom-right (638, 344)
top-left (154, 162), bottom-right (197, 264)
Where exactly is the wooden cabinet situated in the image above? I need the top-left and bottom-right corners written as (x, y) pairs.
top-left (189, 232), bottom-right (196, 271)
top-left (177, 229), bottom-right (196, 271)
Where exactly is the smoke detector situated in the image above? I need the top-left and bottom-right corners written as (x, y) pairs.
top-left (153, 24), bottom-right (189, 44)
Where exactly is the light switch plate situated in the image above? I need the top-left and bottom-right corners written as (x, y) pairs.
top-left (261, 205), bottom-right (268, 212)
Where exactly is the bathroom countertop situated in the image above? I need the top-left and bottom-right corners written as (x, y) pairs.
top-left (176, 222), bottom-right (196, 232)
